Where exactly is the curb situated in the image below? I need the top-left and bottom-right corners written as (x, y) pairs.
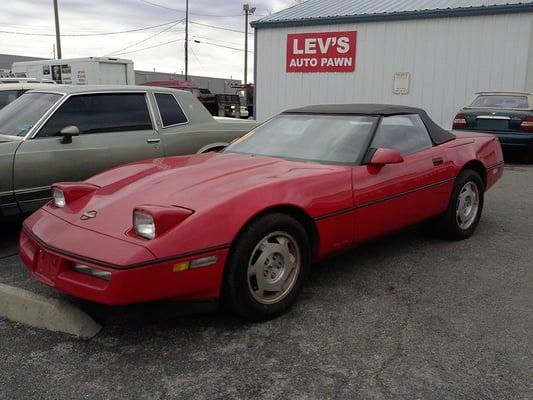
top-left (0, 283), bottom-right (101, 338)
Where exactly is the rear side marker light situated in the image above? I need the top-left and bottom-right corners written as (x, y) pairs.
top-left (72, 264), bottom-right (112, 281)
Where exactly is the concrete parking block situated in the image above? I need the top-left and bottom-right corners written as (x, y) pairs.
top-left (0, 283), bottom-right (101, 338)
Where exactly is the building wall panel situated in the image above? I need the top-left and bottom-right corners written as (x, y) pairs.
top-left (256, 12), bottom-right (533, 127)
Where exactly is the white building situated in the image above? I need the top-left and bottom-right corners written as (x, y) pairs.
top-left (252, 0), bottom-right (533, 127)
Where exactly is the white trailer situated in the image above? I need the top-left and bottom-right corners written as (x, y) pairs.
top-left (11, 57), bottom-right (135, 85)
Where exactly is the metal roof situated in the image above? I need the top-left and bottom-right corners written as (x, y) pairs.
top-left (252, 0), bottom-right (533, 28)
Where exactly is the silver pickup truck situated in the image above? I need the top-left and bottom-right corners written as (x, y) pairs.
top-left (0, 85), bottom-right (257, 216)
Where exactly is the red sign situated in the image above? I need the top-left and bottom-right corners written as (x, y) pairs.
top-left (286, 31), bottom-right (357, 73)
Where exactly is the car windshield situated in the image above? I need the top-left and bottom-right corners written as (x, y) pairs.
top-left (225, 114), bottom-right (377, 164)
top-left (470, 95), bottom-right (530, 109)
top-left (0, 92), bottom-right (62, 137)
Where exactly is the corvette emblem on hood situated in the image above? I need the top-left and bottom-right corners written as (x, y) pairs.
top-left (80, 210), bottom-right (98, 220)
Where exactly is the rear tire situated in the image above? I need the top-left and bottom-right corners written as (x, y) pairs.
top-left (223, 213), bottom-right (311, 321)
top-left (442, 169), bottom-right (484, 240)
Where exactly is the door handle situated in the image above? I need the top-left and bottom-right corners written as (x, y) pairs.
top-left (146, 138), bottom-right (161, 144)
top-left (432, 157), bottom-right (444, 166)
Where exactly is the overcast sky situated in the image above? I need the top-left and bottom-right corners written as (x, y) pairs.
top-left (0, 0), bottom-right (299, 81)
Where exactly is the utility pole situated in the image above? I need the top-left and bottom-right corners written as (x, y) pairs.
top-left (243, 4), bottom-right (255, 85)
top-left (184, 0), bottom-right (189, 80)
top-left (53, 0), bottom-right (62, 59)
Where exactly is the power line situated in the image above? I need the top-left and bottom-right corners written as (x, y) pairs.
top-left (193, 35), bottom-right (243, 47)
top-left (0, 22), bottom-right (53, 29)
top-left (194, 40), bottom-right (253, 54)
top-left (138, 0), bottom-right (256, 17)
top-left (190, 21), bottom-right (253, 35)
top-left (104, 19), bottom-right (184, 56)
top-left (112, 38), bottom-right (185, 56)
top-left (189, 44), bottom-right (202, 67)
top-left (109, 35), bottom-right (252, 57)
top-left (0, 19), bottom-right (184, 37)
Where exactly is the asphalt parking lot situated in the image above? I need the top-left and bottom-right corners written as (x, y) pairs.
top-left (0, 154), bottom-right (532, 400)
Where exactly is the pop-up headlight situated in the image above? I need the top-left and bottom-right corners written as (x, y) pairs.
top-left (133, 206), bottom-right (194, 240)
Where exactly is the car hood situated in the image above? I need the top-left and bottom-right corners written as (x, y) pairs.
top-left (46, 152), bottom-right (345, 242)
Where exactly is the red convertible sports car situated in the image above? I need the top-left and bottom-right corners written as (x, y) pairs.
top-left (20, 104), bottom-right (504, 320)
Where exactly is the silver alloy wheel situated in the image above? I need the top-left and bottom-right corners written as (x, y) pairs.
top-left (247, 231), bottom-right (301, 305)
top-left (456, 181), bottom-right (480, 230)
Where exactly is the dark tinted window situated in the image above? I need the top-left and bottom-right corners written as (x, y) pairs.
top-left (0, 90), bottom-right (24, 109)
top-left (371, 114), bottom-right (433, 155)
top-left (470, 95), bottom-right (529, 109)
top-left (38, 93), bottom-right (152, 137)
top-left (154, 93), bottom-right (187, 127)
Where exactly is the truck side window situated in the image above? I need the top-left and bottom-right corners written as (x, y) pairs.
top-left (371, 114), bottom-right (433, 155)
top-left (37, 93), bottom-right (153, 137)
top-left (154, 93), bottom-right (188, 127)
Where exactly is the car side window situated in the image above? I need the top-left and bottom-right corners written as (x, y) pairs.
top-left (371, 114), bottom-right (433, 155)
top-left (37, 93), bottom-right (153, 138)
top-left (154, 93), bottom-right (188, 127)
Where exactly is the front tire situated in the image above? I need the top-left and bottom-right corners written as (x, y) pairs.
top-left (223, 213), bottom-right (311, 321)
top-left (442, 169), bottom-right (484, 240)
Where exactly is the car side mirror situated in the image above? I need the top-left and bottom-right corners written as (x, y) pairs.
top-left (60, 125), bottom-right (80, 144)
top-left (368, 148), bottom-right (404, 168)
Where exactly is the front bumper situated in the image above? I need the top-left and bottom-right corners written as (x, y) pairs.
top-left (19, 211), bottom-right (229, 305)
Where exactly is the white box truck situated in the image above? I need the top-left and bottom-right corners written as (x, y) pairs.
top-left (11, 57), bottom-right (135, 85)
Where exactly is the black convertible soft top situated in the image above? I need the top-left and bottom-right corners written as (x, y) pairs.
top-left (283, 104), bottom-right (455, 145)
